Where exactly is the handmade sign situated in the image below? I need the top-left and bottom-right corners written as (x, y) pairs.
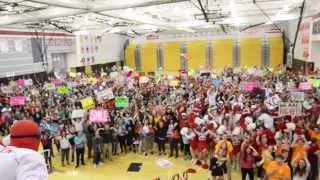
top-left (81, 97), bottom-right (95, 110)
top-left (308, 79), bottom-right (320, 87)
top-left (213, 79), bottom-right (222, 87)
top-left (52, 79), bottom-right (64, 86)
top-left (1, 86), bottom-right (13, 94)
top-left (10, 96), bottom-right (25, 106)
top-left (139, 76), bottom-right (149, 84)
top-left (24, 79), bottom-right (33, 86)
top-left (299, 82), bottom-right (312, 90)
top-left (278, 102), bottom-right (302, 117)
top-left (188, 69), bottom-right (195, 77)
top-left (57, 86), bottom-right (71, 95)
top-left (44, 83), bottom-right (56, 90)
top-left (170, 80), bottom-right (179, 87)
top-left (244, 82), bottom-right (259, 92)
top-left (88, 77), bottom-right (97, 85)
top-left (290, 92), bottom-right (305, 102)
top-left (69, 72), bottom-right (76, 78)
top-left (15, 79), bottom-right (25, 86)
top-left (96, 88), bottom-right (114, 101)
top-left (115, 96), bottom-right (129, 108)
top-left (71, 109), bottom-right (85, 119)
top-left (89, 110), bottom-right (109, 123)
top-left (103, 99), bottom-right (115, 110)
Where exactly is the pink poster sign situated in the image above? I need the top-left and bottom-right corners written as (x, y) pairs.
top-left (89, 110), bottom-right (109, 123)
top-left (51, 79), bottom-right (64, 86)
top-left (299, 82), bottom-right (312, 90)
top-left (10, 96), bottom-right (25, 106)
top-left (244, 82), bottom-right (258, 92)
top-left (16, 79), bottom-right (25, 86)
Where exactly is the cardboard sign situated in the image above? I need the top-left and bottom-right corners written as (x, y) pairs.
top-left (71, 109), bottom-right (85, 119)
top-left (81, 97), bottom-right (95, 110)
top-left (115, 96), bottom-right (129, 108)
top-left (290, 92), bottom-right (305, 102)
top-left (299, 82), bottom-right (312, 90)
top-left (57, 86), bottom-right (71, 95)
top-left (96, 88), bottom-right (114, 101)
top-left (10, 96), bottom-right (25, 106)
top-left (278, 102), bottom-right (302, 117)
top-left (89, 110), bottom-right (109, 123)
top-left (244, 82), bottom-right (258, 92)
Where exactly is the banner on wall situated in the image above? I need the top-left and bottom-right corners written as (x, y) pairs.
top-left (10, 96), bottom-right (25, 106)
top-left (295, 18), bottom-right (312, 61)
top-left (89, 110), bottom-right (109, 123)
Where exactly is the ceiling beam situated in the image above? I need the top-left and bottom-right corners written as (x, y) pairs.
top-left (197, 0), bottom-right (209, 22)
top-left (0, 0), bottom-right (189, 26)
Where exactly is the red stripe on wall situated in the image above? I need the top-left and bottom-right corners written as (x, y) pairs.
top-left (0, 30), bottom-right (74, 37)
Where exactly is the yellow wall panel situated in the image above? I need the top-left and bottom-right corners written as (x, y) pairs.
top-left (141, 43), bottom-right (157, 72)
top-left (187, 41), bottom-right (206, 70)
top-left (163, 42), bottom-right (180, 72)
top-left (240, 38), bottom-right (262, 68)
top-left (125, 44), bottom-right (135, 70)
top-left (213, 39), bottom-right (233, 70)
top-left (269, 37), bottom-right (283, 69)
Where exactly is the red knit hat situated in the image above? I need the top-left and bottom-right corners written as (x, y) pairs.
top-left (10, 120), bottom-right (40, 151)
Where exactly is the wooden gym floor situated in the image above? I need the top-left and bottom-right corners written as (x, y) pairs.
top-left (49, 152), bottom-right (241, 180)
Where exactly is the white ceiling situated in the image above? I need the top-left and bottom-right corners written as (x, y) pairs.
top-left (0, 0), bottom-right (318, 36)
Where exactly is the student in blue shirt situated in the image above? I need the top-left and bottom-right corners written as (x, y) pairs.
top-left (74, 131), bottom-right (86, 168)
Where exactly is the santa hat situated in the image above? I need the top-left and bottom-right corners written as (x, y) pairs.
top-left (9, 120), bottom-right (41, 151)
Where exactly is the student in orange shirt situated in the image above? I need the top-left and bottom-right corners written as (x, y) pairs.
top-left (265, 154), bottom-right (291, 180)
top-left (291, 134), bottom-right (309, 166)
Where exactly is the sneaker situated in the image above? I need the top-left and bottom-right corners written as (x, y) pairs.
top-left (195, 160), bottom-right (202, 166)
top-left (93, 164), bottom-right (97, 168)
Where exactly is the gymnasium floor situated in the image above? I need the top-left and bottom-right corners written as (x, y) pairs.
top-left (49, 152), bottom-right (241, 180)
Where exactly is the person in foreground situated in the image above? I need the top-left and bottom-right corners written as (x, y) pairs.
top-left (0, 120), bottom-right (48, 180)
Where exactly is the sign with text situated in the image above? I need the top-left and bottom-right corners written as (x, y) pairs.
top-left (81, 97), bottom-right (95, 110)
top-left (96, 88), bottom-right (114, 101)
top-left (278, 102), bottom-right (302, 117)
top-left (290, 92), bottom-right (305, 102)
top-left (299, 82), bottom-right (312, 90)
top-left (89, 110), bottom-right (109, 123)
top-left (71, 109), bottom-right (85, 119)
top-left (115, 96), bottom-right (129, 108)
top-left (10, 96), bottom-right (25, 106)
top-left (244, 82), bottom-right (259, 92)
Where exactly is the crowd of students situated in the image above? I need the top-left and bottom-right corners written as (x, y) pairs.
top-left (0, 65), bottom-right (319, 180)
